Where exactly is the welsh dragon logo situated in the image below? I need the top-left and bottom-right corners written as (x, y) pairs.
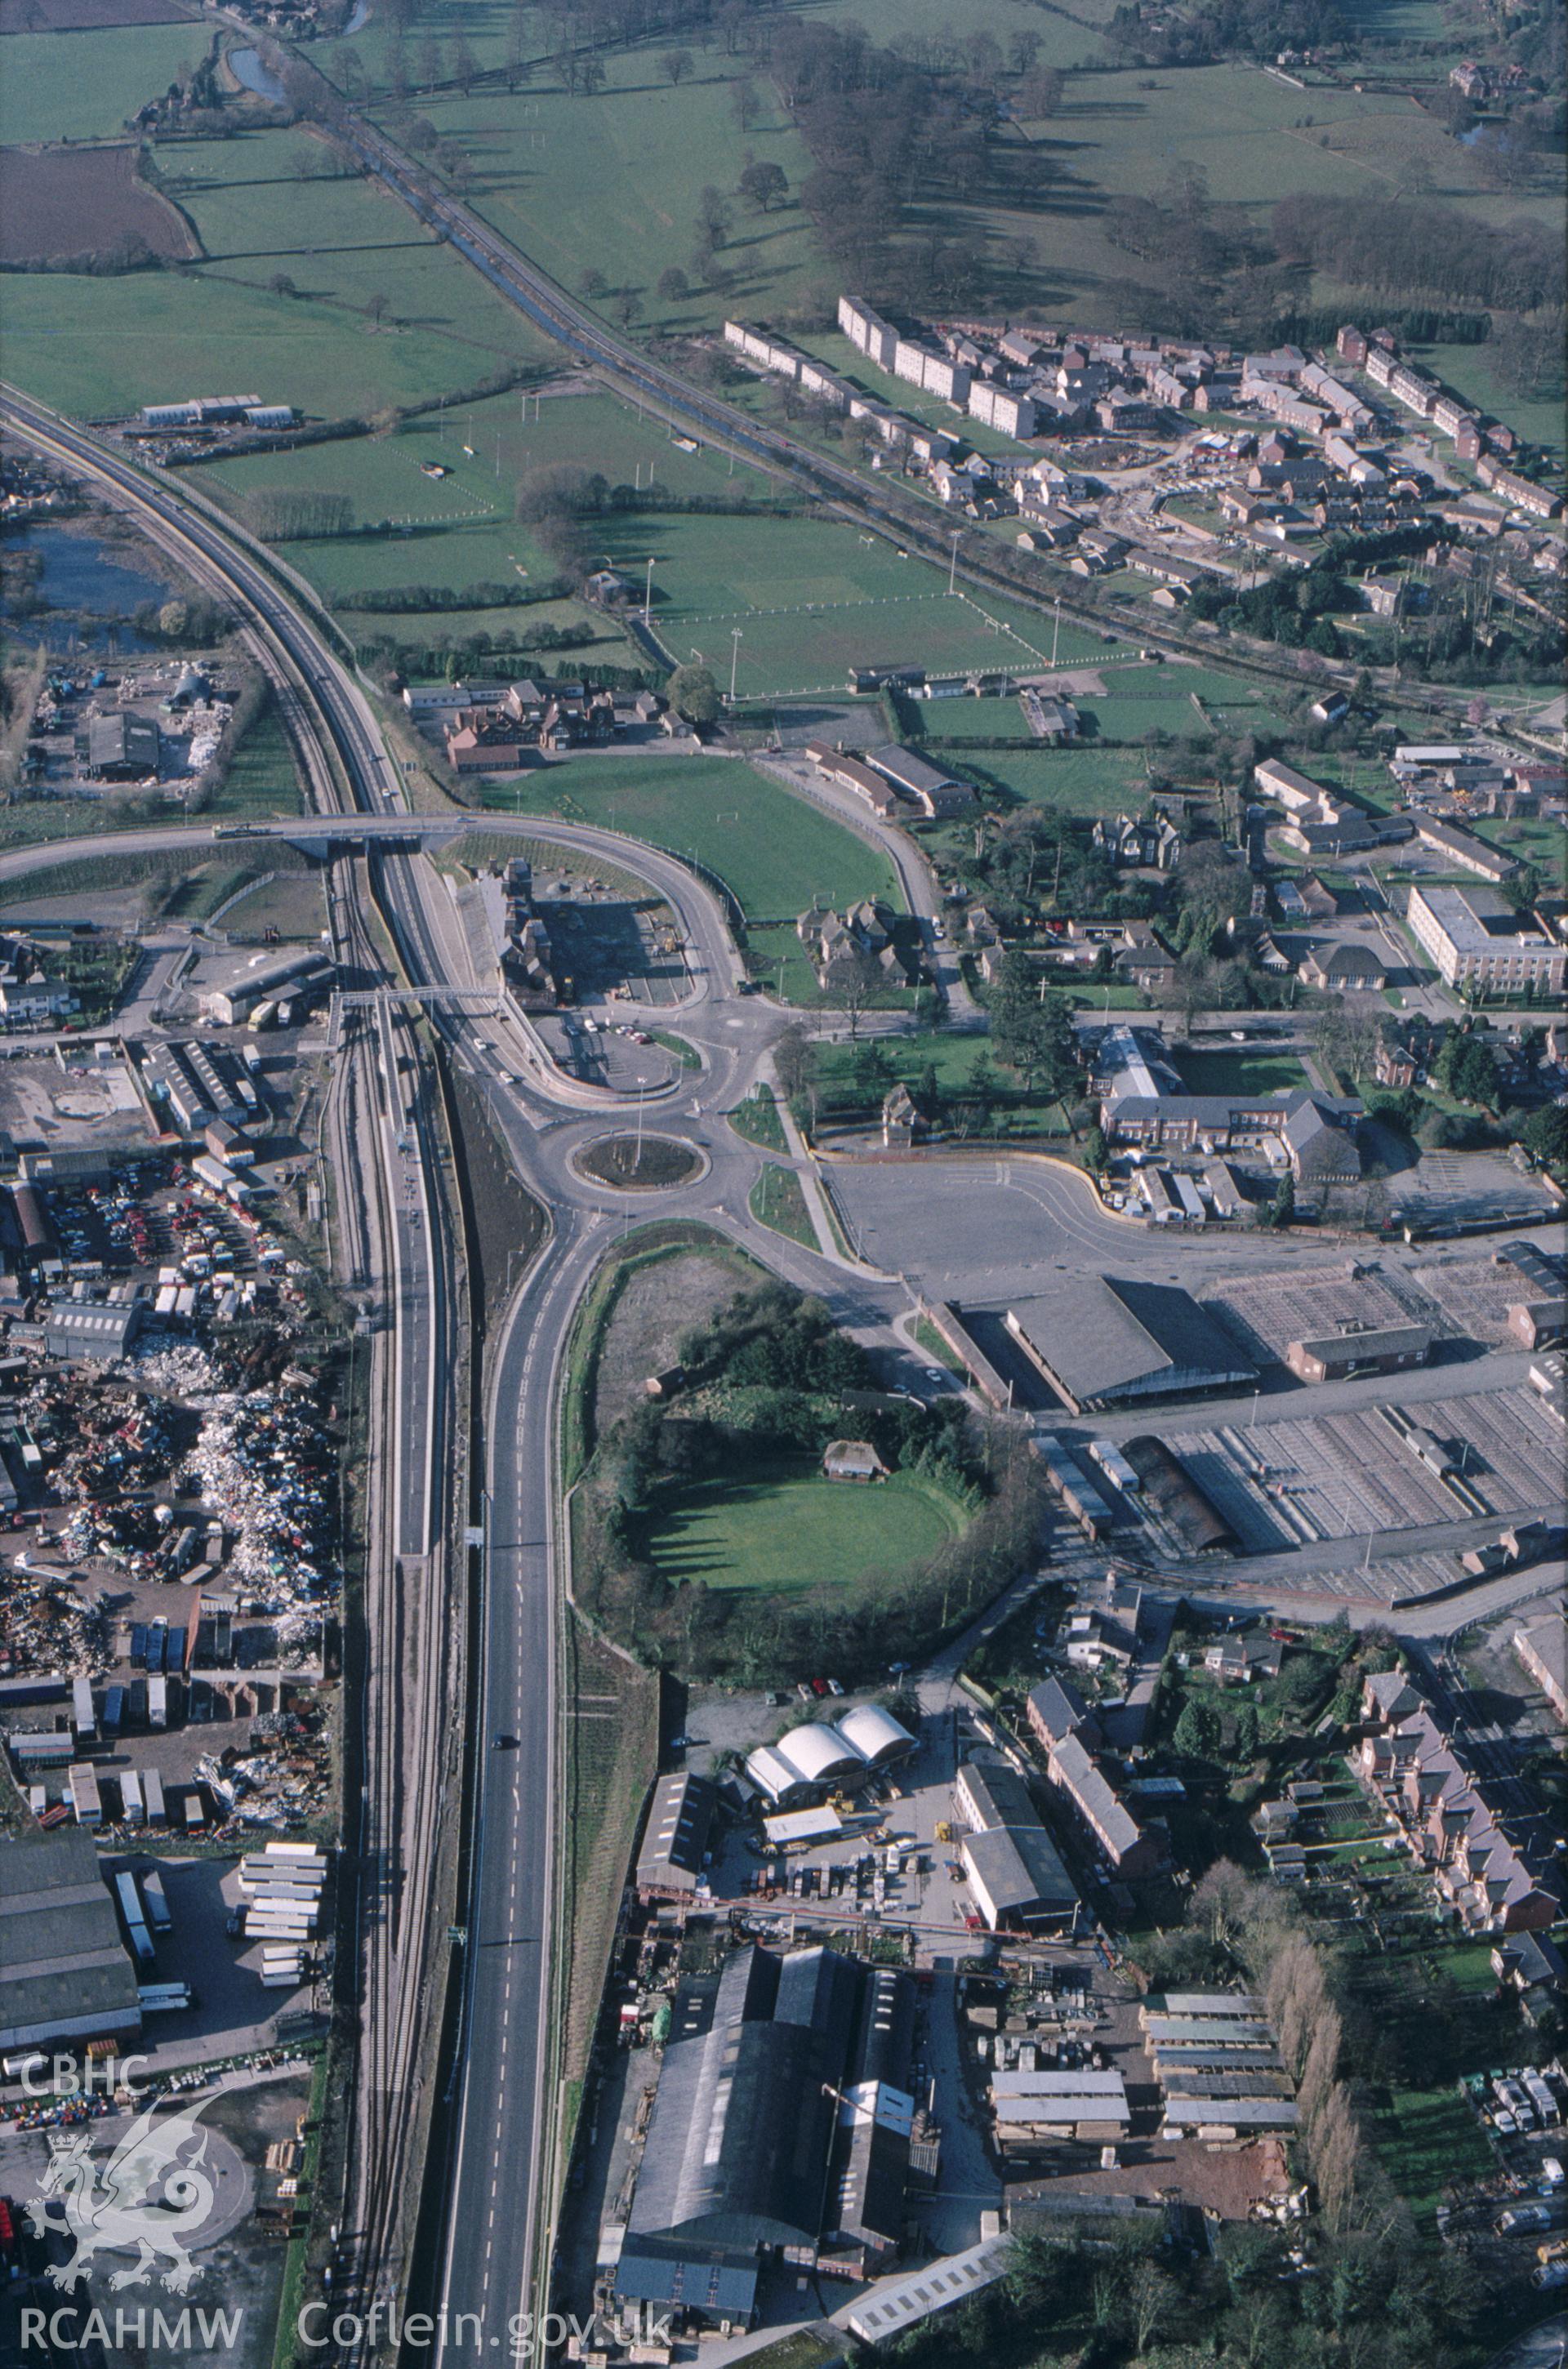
top-left (25, 2097), bottom-right (216, 2293)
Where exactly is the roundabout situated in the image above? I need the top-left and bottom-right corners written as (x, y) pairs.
top-left (568, 1132), bottom-right (710, 1194)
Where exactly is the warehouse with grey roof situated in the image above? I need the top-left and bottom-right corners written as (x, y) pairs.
top-left (616, 1943), bottom-right (916, 2328)
top-left (0, 1828), bottom-right (142, 2054)
top-left (1006, 1277), bottom-right (1255, 1414)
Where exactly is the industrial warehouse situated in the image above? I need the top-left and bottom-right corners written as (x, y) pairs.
top-left (609, 1943), bottom-right (917, 2332)
top-left (0, 1828), bottom-right (141, 2055)
top-left (1005, 1278), bottom-right (1256, 1414)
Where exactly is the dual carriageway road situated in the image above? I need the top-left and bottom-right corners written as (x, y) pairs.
top-left (6, 374), bottom-right (1558, 2360)
top-left (0, 385), bottom-right (920, 2359)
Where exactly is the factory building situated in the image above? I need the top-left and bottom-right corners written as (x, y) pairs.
top-left (743, 1709), bottom-right (915, 1804)
top-left (954, 1758), bottom-right (1078, 1933)
top-left (634, 1771), bottom-right (715, 1904)
top-left (0, 1829), bottom-right (142, 2055)
top-left (1005, 1278), bottom-right (1255, 1415)
top-left (203, 951), bottom-right (335, 1029)
top-left (616, 1944), bottom-right (915, 2330)
top-left (43, 1300), bottom-right (143, 1365)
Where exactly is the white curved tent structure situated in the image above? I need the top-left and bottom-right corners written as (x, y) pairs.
top-left (745, 1744), bottom-right (809, 1805)
top-left (836, 1703), bottom-right (915, 1769)
top-left (773, 1723), bottom-right (864, 1788)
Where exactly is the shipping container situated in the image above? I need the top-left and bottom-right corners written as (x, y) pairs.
top-left (120, 1770), bottom-right (144, 1826)
top-left (136, 1984), bottom-right (192, 2013)
top-left (182, 1795), bottom-right (203, 1832)
top-left (68, 1762), bottom-right (101, 1826)
top-left (71, 1677), bottom-right (95, 1740)
top-left (148, 1675), bottom-right (168, 1730)
top-left (114, 1872), bottom-right (155, 1965)
top-left (143, 1766), bottom-right (167, 1824)
top-left (139, 1868), bottom-right (172, 1933)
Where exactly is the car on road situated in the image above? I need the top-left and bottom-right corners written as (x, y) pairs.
top-left (492, 1733), bottom-right (519, 1750)
top-left (923, 1367), bottom-right (951, 1388)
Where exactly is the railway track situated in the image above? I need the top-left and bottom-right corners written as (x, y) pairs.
top-left (0, 390), bottom-right (460, 2365)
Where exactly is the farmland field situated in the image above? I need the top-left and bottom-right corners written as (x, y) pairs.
top-left (357, 54), bottom-right (830, 341)
top-left (0, 143), bottom-right (196, 265)
top-left (989, 64), bottom-right (1561, 335)
top-left (644, 1453), bottom-right (965, 1596)
top-left (0, 0), bottom-right (194, 24)
top-left (0, 21), bottom-right (212, 143)
top-left (0, 120), bottom-right (554, 421)
top-left (196, 385), bottom-right (788, 656)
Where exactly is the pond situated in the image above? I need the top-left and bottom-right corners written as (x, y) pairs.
top-left (228, 47), bottom-right (287, 104)
top-left (2, 524), bottom-right (170, 652)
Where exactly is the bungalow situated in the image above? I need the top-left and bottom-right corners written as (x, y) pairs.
top-left (804, 741), bottom-right (907, 819)
top-left (1126, 550), bottom-right (1203, 591)
top-left (822, 1440), bottom-right (885, 1484)
top-left (1298, 941), bottom-right (1387, 992)
top-left (865, 745), bottom-right (973, 819)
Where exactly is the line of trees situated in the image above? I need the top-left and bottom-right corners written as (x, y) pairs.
top-left (1272, 192), bottom-right (1565, 316)
top-left (243, 489), bottom-right (355, 542)
top-left (331, 578), bottom-right (570, 615)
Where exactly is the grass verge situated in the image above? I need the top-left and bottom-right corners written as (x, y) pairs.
top-left (557, 1614), bottom-right (659, 2100)
top-left (728, 1084), bottom-right (786, 1152)
top-left (748, 1160), bottom-right (817, 1249)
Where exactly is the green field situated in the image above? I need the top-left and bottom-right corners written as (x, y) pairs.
top-left (209, 698), bottom-right (304, 817)
top-left (478, 755), bottom-right (901, 920)
top-left (1410, 341), bottom-right (1566, 465)
top-left (1174, 1049), bottom-right (1310, 1098)
top-left (812, 1033), bottom-right (1078, 1130)
top-left (587, 511), bottom-right (1096, 696)
top-left (646, 1453), bottom-right (965, 1594)
top-left (0, 120), bottom-right (551, 422)
top-left (728, 1085), bottom-right (787, 1153)
top-left (363, 52), bottom-right (829, 341)
top-left (1369, 2082), bottom-right (1494, 2228)
top-left (0, 24), bottom-right (214, 145)
top-left (936, 744), bottom-right (1160, 818)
